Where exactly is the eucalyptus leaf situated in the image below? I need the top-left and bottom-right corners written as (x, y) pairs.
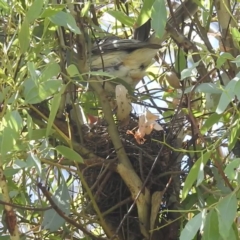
top-left (49, 11), bottom-right (81, 34)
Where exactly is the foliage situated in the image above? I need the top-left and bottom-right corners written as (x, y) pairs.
top-left (0, 0), bottom-right (240, 239)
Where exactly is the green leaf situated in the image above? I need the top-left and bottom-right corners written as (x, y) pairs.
top-left (38, 79), bottom-right (62, 97)
top-left (67, 64), bottom-right (80, 77)
top-left (27, 62), bottom-right (38, 81)
top-left (151, 0), bottom-right (167, 38)
top-left (42, 179), bottom-right (70, 232)
top-left (175, 49), bottom-right (186, 73)
top-left (1, 127), bottom-right (14, 157)
top-left (180, 212), bottom-right (203, 240)
top-left (182, 151), bottom-right (211, 201)
top-left (49, 11), bottom-right (81, 34)
top-left (46, 85), bottom-right (66, 137)
top-left (228, 119), bottom-right (240, 151)
top-left (56, 145), bottom-right (84, 163)
top-left (19, 18), bottom-right (30, 53)
top-left (107, 10), bottom-right (135, 27)
top-left (27, 114), bottom-right (33, 140)
top-left (216, 193), bottom-right (237, 239)
top-left (81, 1), bottom-right (91, 17)
top-left (27, 129), bottom-right (54, 140)
top-left (231, 27), bottom-right (240, 51)
top-left (41, 5), bottom-right (65, 18)
top-left (216, 76), bottom-right (239, 114)
top-left (203, 209), bottom-right (220, 240)
top-left (0, 110), bottom-right (23, 157)
top-left (38, 62), bottom-right (60, 83)
top-left (23, 78), bottom-right (62, 104)
top-left (224, 158), bottom-right (240, 180)
top-left (181, 61), bottom-right (201, 80)
top-left (200, 113), bottom-right (222, 135)
top-left (26, 151), bottom-right (41, 176)
top-left (184, 83), bottom-right (222, 94)
top-left (4, 167), bottom-right (20, 177)
top-left (0, 0), bottom-right (9, 11)
top-left (231, 55), bottom-right (240, 68)
top-left (235, 79), bottom-right (240, 101)
top-left (26, 0), bottom-right (44, 22)
top-left (135, 0), bottom-right (155, 28)
top-left (216, 52), bottom-right (234, 69)
top-left (5, 110), bottom-right (23, 134)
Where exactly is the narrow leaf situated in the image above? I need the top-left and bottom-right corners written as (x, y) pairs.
top-left (200, 113), bottom-right (222, 135)
top-left (182, 151), bottom-right (211, 201)
top-left (216, 193), bottom-right (237, 239)
top-left (224, 158), bottom-right (240, 180)
top-left (19, 18), bottom-right (30, 53)
top-left (135, 0), bottom-right (155, 28)
top-left (107, 10), bottom-right (135, 27)
top-left (49, 11), bottom-right (81, 34)
top-left (56, 145), bottom-right (84, 163)
top-left (180, 212), bottom-right (202, 240)
top-left (26, 0), bottom-right (44, 22)
top-left (42, 179), bottom-right (70, 232)
top-left (203, 209), bottom-right (220, 240)
top-left (216, 76), bottom-right (239, 114)
top-left (151, 0), bottom-right (167, 38)
top-left (46, 85), bottom-right (66, 137)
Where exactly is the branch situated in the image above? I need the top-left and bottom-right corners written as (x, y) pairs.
top-left (89, 80), bottom-right (151, 239)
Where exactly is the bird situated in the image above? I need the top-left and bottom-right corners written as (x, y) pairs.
top-left (89, 0), bottom-right (199, 92)
top-left (90, 37), bottom-right (161, 92)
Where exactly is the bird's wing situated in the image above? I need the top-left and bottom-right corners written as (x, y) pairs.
top-left (92, 37), bottom-right (161, 54)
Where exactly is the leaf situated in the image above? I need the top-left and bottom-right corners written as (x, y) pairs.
top-left (27, 114), bottom-right (33, 140)
top-left (23, 78), bottom-right (62, 104)
top-left (46, 85), bottom-right (66, 137)
top-left (181, 61), bottom-right (200, 80)
top-left (180, 212), bottom-right (202, 240)
top-left (224, 158), bottom-right (240, 180)
top-left (42, 180), bottom-right (70, 232)
top-left (182, 151), bottom-right (211, 201)
top-left (175, 49), bottom-right (187, 73)
top-left (0, 110), bottom-right (23, 157)
top-left (216, 193), bottom-right (237, 239)
top-left (26, 151), bottom-right (41, 176)
top-left (231, 55), bottom-right (240, 68)
top-left (202, 209), bottom-right (221, 240)
top-left (107, 10), bottom-right (135, 27)
top-left (56, 145), bottom-right (84, 163)
top-left (0, 0), bottom-right (9, 11)
top-left (19, 18), bottom-right (30, 53)
top-left (151, 0), bottom-right (167, 38)
top-left (1, 127), bottom-right (14, 157)
top-left (41, 5), bottom-right (65, 18)
top-left (5, 110), bottom-right (23, 134)
top-left (228, 119), bottom-right (240, 151)
top-left (200, 113), bottom-right (222, 135)
top-left (38, 62), bottom-right (60, 83)
top-left (184, 83), bottom-right (222, 94)
top-left (67, 64), bottom-right (80, 77)
top-left (235, 79), bottom-right (240, 101)
top-left (216, 52), bottom-right (234, 69)
top-left (216, 76), bottom-right (239, 114)
top-left (27, 129), bottom-right (54, 140)
top-left (49, 11), bottom-right (81, 34)
top-left (26, 0), bottom-right (44, 22)
top-left (81, 1), bottom-right (91, 17)
top-left (135, 0), bottom-right (155, 28)
top-left (27, 62), bottom-right (38, 81)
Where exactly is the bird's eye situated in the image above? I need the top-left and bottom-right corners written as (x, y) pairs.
top-left (139, 64), bottom-right (145, 70)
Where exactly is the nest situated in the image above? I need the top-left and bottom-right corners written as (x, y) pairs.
top-left (82, 117), bottom-right (181, 240)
